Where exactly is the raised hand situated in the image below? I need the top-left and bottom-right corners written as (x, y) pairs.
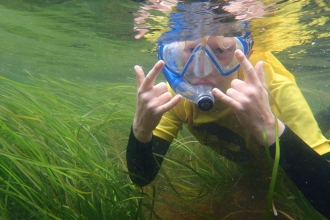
top-left (212, 50), bottom-right (285, 145)
top-left (133, 60), bottom-right (182, 143)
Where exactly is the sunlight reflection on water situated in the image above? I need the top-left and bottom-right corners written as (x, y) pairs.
top-left (134, 0), bottom-right (330, 52)
top-left (133, 0), bottom-right (330, 109)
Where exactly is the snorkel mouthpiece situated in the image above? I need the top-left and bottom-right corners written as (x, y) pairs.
top-left (162, 66), bottom-right (215, 111)
top-left (198, 95), bottom-right (214, 111)
top-left (174, 81), bottom-right (215, 111)
top-left (194, 84), bottom-right (214, 111)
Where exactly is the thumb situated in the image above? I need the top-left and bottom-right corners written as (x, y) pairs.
top-left (255, 61), bottom-right (266, 87)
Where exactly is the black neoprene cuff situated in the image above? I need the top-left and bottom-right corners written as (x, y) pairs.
top-left (126, 127), bottom-right (155, 186)
top-left (126, 127), bottom-right (170, 187)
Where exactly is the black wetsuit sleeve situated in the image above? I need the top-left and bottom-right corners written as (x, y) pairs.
top-left (269, 127), bottom-right (330, 219)
top-left (126, 127), bottom-right (171, 187)
top-left (314, 106), bottom-right (330, 134)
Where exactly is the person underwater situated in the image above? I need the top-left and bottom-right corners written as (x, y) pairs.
top-left (127, 1), bottom-right (330, 218)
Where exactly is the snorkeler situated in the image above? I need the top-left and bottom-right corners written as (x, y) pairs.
top-left (127, 1), bottom-right (330, 218)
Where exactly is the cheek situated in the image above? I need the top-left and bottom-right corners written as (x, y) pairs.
top-left (217, 50), bottom-right (235, 65)
top-left (181, 52), bottom-right (190, 63)
top-left (214, 73), bottom-right (237, 91)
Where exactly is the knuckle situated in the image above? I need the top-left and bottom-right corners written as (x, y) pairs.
top-left (137, 88), bottom-right (145, 97)
top-left (246, 67), bottom-right (255, 75)
top-left (145, 103), bottom-right (157, 114)
top-left (244, 88), bottom-right (255, 97)
top-left (231, 79), bottom-right (237, 87)
top-left (163, 92), bottom-right (172, 100)
top-left (226, 88), bottom-right (235, 96)
top-left (231, 79), bottom-right (245, 90)
top-left (240, 98), bottom-right (250, 106)
top-left (155, 82), bottom-right (168, 91)
top-left (138, 92), bottom-right (150, 104)
top-left (157, 81), bottom-right (167, 87)
top-left (144, 75), bottom-right (151, 83)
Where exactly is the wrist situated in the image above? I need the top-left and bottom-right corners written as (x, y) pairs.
top-left (132, 121), bottom-right (153, 143)
top-left (253, 116), bottom-right (285, 146)
top-left (262, 118), bottom-right (285, 146)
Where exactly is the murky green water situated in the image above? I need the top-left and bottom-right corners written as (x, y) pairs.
top-left (0, 0), bottom-right (156, 82)
top-left (0, 0), bottom-right (329, 219)
top-left (1, 0), bottom-right (329, 97)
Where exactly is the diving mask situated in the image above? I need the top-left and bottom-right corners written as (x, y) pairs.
top-left (159, 35), bottom-right (253, 78)
top-left (158, 34), bottom-right (253, 111)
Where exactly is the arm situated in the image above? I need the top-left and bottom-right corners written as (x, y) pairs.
top-left (270, 126), bottom-right (330, 219)
top-left (314, 106), bottom-right (330, 134)
top-left (314, 106), bottom-right (330, 161)
top-left (213, 50), bottom-right (330, 217)
top-left (127, 61), bottom-right (181, 186)
top-left (126, 127), bottom-right (171, 187)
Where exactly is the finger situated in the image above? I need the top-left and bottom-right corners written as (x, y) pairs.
top-left (230, 78), bottom-right (246, 92)
top-left (140, 60), bottom-right (165, 91)
top-left (255, 61), bottom-right (266, 87)
top-left (226, 87), bottom-right (246, 102)
top-left (155, 94), bottom-right (182, 114)
top-left (212, 88), bottom-right (240, 110)
top-left (152, 82), bottom-right (169, 97)
top-left (134, 65), bottom-right (145, 89)
top-left (155, 91), bottom-right (173, 105)
top-left (235, 50), bottom-right (260, 85)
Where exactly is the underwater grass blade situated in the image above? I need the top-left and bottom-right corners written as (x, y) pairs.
top-left (265, 119), bottom-right (280, 219)
top-left (0, 72), bottom-right (149, 219)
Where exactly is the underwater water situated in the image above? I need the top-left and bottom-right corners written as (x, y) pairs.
top-left (0, 0), bottom-right (329, 219)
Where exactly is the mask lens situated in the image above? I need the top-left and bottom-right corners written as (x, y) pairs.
top-left (160, 36), bottom-right (246, 77)
top-left (161, 42), bottom-right (186, 76)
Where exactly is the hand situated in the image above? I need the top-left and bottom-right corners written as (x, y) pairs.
top-left (133, 60), bottom-right (182, 143)
top-left (212, 50), bottom-right (285, 145)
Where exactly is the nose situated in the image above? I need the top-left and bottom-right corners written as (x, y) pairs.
top-left (193, 50), bottom-right (213, 78)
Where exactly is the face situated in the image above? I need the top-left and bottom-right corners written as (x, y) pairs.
top-left (178, 36), bottom-right (239, 91)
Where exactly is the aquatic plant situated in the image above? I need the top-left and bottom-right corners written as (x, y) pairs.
top-left (0, 69), bottom-right (327, 219)
top-left (0, 70), bottom-right (149, 219)
top-left (144, 126), bottom-right (328, 219)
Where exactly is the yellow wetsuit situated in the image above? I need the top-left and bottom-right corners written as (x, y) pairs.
top-left (153, 51), bottom-right (330, 161)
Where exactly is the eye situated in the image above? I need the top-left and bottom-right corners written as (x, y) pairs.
top-left (215, 48), bottom-right (224, 53)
